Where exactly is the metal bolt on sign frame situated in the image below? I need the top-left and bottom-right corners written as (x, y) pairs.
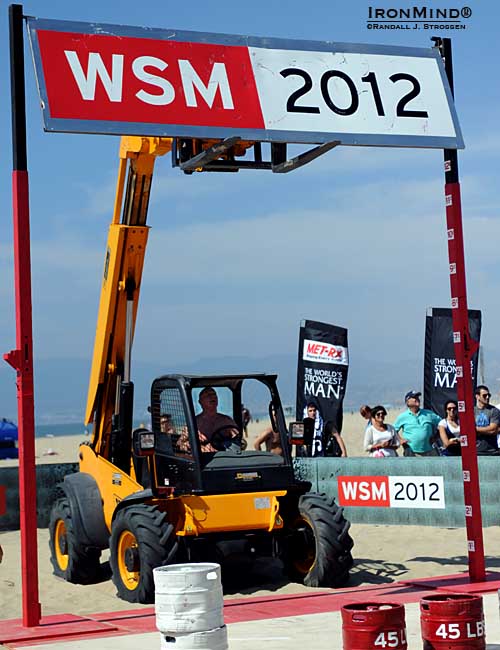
top-left (433, 36), bottom-right (485, 582)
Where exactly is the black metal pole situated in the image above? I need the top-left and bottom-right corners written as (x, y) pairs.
top-left (10, 4), bottom-right (27, 172)
top-left (5, 3), bottom-right (41, 625)
top-left (432, 37), bottom-right (459, 185)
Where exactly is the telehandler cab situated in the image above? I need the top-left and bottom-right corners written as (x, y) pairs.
top-left (48, 136), bottom-right (354, 603)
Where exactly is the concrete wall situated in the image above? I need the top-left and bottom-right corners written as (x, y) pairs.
top-left (0, 457), bottom-right (499, 530)
top-left (0, 462), bottom-right (78, 530)
top-left (294, 456), bottom-right (500, 527)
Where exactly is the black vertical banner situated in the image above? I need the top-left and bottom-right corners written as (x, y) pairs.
top-left (296, 319), bottom-right (349, 451)
top-left (424, 307), bottom-right (481, 416)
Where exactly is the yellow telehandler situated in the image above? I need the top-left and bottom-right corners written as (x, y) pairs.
top-left (48, 136), bottom-right (354, 603)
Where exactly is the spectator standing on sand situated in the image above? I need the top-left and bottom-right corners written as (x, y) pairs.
top-left (474, 385), bottom-right (500, 454)
top-left (323, 420), bottom-right (348, 457)
top-left (303, 403), bottom-right (324, 456)
top-left (359, 405), bottom-right (372, 431)
top-left (393, 390), bottom-right (440, 457)
top-left (364, 406), bottom-right (399, 457)
top-left (438, 399), bottom-right (461, 456)
top-left (253, 425), bottom-right (283, 455)
top-left (253, 407), bottom-right (283, 455)
top-left (242, 405), bottom-right (251, 439)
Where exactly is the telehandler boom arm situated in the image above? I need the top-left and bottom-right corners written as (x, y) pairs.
top-left (83, 133), bottom-right (310, 465)
top-left (85, 136), bottom-right (171, 464)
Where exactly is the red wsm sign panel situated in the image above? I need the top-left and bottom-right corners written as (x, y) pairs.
top-left (27, 17), bottom-right (463, 147)
top-left (36, 30), bottom-right (264, 128)
top-left (338, 476), bottom-right (390, 507)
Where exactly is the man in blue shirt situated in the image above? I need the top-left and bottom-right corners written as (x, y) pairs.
top-left (394, 390), bottom-right (441, 456)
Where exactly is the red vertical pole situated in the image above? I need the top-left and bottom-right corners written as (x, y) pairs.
top-left (4, 4), bottom-right (41, 626)
top-left (437, 37), bottom-right (486, 582)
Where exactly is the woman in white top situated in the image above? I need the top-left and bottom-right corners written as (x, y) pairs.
top-left (438, 399), bottom-right (461, 456)
top-left (363, 405), bottom-right (399, 457)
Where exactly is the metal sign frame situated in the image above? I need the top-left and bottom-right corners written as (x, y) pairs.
top-left (4, 4), bottom-right (485, 631)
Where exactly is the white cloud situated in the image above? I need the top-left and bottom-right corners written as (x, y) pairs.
top-left (143, 176), bottom-right (447, 287)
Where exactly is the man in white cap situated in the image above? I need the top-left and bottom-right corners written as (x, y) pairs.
top-left (394, 390), bottom-right (441, 456)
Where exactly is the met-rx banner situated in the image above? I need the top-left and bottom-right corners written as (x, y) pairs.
top-left (423, 307), bottom-right (481, 416)
top-left (296, 320), bottom-right (348, 452)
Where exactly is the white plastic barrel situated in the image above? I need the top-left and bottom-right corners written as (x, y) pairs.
top-left (154, 563), bottom-right (224, 635)
top-left (160, 626), bottom-right (228, 650)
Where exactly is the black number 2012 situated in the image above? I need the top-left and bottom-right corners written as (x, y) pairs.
top-left (394, 481), bottom-right (440, 501)
top-left (280, 67), bottom-right (429, 118)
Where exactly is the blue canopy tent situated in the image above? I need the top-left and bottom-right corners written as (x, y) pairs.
top-left (0, 418), bottom-right (19, 459)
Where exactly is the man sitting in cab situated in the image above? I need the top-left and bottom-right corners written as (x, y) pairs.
top-left (196, 387), bottom-right (240, 452)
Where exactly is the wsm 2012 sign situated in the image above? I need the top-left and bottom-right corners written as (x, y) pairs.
top-left (27, 17), bottom-right (463, 149)
top-left (338, 475), bottom-right (445, 509)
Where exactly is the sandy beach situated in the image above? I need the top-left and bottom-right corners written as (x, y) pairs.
top-left (2, 408), bottom-right (497, 622)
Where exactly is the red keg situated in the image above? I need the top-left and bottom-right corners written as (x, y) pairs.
top-left (420, 594), bottom-right (485, 649)
top-left (341, 602), bottom-right (407, 649)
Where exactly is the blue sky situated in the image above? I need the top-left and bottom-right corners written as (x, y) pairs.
top-left (1, 0), bottom-right (500, 417)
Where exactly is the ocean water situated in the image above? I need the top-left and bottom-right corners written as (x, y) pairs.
top-left (35, 421), bottom-right (146, 438)
top-left (35, 423), bottom-right (90, 438)
top-left (33, 410), bottom-right (275, 438)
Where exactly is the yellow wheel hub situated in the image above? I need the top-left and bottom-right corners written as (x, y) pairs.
top-left (117, 530), bottom-right (140, 590)
top-left (54, 519), bottom-right (69, 571)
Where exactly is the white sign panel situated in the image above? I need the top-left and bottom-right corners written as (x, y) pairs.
top-left (250, 48), bottom-right (456, 141)
top-left (388, 475), bottom-right (445, 509)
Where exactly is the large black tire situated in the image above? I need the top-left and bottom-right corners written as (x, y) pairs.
top-left (282, 492), bottom-right (353, 588)
top-left (109, 504), bottom-right (178, 603)
top-left (49, 498), bottom-right (102, 584)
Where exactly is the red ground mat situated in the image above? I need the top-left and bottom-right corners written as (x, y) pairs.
top-left (0, 613), bottom-right (119, 646)
top-left (2, 574), bottom-right (498, 647)
top-left (223, 585), bottom-right (431, 623)
top-left (90, 608), bottom-right (156, 633)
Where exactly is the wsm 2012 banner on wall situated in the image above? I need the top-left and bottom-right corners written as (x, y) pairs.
top-left (296, 320), bottom-right (348, 455)
top-left (423, 307), bottom-right (481, 416)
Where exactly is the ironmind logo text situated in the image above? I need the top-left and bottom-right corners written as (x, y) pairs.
top-left (368, 7), bottom-right (472, 20)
